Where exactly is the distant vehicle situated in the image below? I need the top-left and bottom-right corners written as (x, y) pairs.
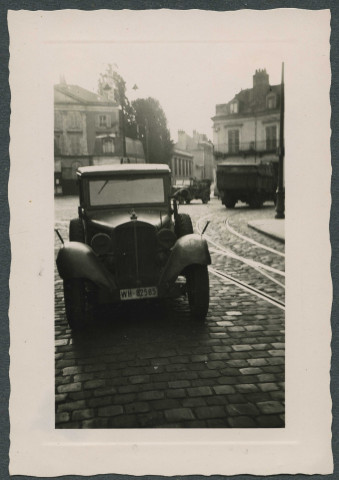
top-left (172, 178), bottom-right (211, 204)
top-left (56, 164), bottom-right (211, 329)
top-left (216, 161), bottom-right (277, 209)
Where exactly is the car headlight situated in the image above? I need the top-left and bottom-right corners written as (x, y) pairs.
top-left (157, 229), bottom-right (176, 249)
top-left (91, 233), bottom-right (111, 255)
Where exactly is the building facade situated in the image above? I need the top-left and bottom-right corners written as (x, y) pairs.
top-left (174, 130), bottom-right (214, 181)
top-left (170, 148), bottom-right (194, 187)
top-left (54, 82), bottom-right (144, 194)
top-left (212, 69), bottom-right (281, 166)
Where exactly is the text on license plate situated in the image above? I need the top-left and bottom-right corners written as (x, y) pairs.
top-left (120, 286), bottom-right (158, 301)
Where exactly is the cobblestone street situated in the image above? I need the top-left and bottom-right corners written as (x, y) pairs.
top-left (55, 197), bottom-right (285, 428)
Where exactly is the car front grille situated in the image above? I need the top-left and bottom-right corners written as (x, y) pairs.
top-left (113, 221), bottom-right (159, 288)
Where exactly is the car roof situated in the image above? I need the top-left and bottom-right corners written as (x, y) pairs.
top-left (78, 164), bottom-right (171, 177)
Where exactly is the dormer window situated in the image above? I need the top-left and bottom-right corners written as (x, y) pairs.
top-left (267, 94), bottom-right (276, 109)
top-left (230, 102), bottom-right (238, 114)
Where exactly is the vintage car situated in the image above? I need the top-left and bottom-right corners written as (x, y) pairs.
top-left (56, 164), bottom-right (211, 329)
top-left (172, 178), bottom-right (211, 204)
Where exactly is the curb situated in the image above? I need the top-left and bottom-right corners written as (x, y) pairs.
top-left (247, 222), bottom-right (285, 244)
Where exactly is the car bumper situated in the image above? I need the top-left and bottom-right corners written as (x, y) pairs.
top-left (96, 277), bottom-right (186, 304)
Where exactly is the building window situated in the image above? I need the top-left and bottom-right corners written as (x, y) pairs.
top-left (102, 138), bottom-right (114, 154)
top-left (178, 158), bottom-right (182, 176)
top-left (54, 111), bottom-right (63, 130)
top-left (228, 129), bottom-right (239, 153)
top-left (69, 133), bottom-right (82, 155)
top-left (68, 111), bottom-right (82, 129)
top-left (266, 125), bottom-right (277, 150)
top-left (230, 102), bottom-right (238, 114)
top-left (97, 114), bottom-right (111, 128)
top-left (189, 161), bottom-right (192, 176)
top-left (54, 133), bottom-right (63, 154)
top-left (267, 95), bottom-right (276, 109)
top-left (99, 115), bottom-right (107, 127)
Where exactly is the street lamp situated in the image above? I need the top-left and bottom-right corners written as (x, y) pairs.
top-left (275, 62), bottom-right (285, 219)
top-left (103, 76), bottom-right (127, 160)
top-left (119, 104), bottom-right (127, 158)
top-left (145, 117), bottom-right (149, 163)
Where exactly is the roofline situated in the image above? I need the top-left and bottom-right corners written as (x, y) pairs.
top-left (172, 149), bottom-right (194, 158)
top-left (54, 84), bottom-right (119, 107)
top-left (214, 82), bottom-right (281, 111)
top-left (212, 108), bottom-right (280, 122)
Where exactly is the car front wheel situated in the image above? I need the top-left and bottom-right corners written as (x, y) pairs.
top-left (186, 264), bottom-right (209, 320)
top-left (63, 278), bottom-right (92, 330)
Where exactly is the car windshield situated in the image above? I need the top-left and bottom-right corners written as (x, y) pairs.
top-left (89, 176), bottom-right (165, 206)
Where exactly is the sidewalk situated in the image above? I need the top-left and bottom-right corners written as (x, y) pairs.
top-left (247, 218), bottom-right (285, 243)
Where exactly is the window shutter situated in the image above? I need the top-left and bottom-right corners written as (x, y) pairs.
top-left (107, 115), bottom-right (111, 128)
top-left (95, 115), bottom-right (99, 128)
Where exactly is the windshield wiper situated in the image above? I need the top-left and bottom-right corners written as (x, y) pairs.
top-left (98, 180), bottom-right (109, 195)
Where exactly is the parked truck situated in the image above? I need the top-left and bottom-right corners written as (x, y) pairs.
top-left (216, 161), bottom-right (277, 209)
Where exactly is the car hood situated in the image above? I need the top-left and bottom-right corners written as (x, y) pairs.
top-left (87, 209), bottom-right (171, 230)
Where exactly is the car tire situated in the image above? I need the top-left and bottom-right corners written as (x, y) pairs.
top-left (63, 278), bottom-right (91, 330)
top-left (202, 196), bottom-right (209, 204)
top-left (175, 213), bottom-right (193, 238)
top-left (249, 195), bottom-right (263, 209)
top-left (186, 264), bottom-right (209, 320)
top-left (69, 218), bottom-right (85, 242)
top-left (185, 199), bottom-right (191, 205)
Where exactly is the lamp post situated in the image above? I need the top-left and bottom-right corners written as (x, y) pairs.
top-left (102, 79), bottom-right (126, 158)
top-left (120, 104), bottom-right (127, 158)
top-left (275, 62), bottom-right (285, 219)
top-left (144, 117), bottom-right (149, 163)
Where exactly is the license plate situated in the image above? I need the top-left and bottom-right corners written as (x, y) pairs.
top-left (120, 286), bottom-right (158, 301)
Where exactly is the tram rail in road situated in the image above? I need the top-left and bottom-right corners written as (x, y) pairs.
top-left (196, 213), bottom-right (285, 310)
top-left (209, 266), bottom-right (285, 311)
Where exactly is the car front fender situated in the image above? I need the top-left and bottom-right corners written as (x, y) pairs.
top-left (159, 234), bottom-right (211, 287)
top-left (56, 242), bottom-right (116, 290)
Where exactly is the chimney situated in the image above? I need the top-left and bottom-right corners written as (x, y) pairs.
top-left (253, 68), bottom-right (269, 89)
top-left (177, 130), bottom-right (186, 149)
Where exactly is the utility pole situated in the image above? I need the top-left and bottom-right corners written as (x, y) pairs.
top-left (275, 62), bottom-right (285, 219)
top-left (120, 105), bottom-right (127, 158)
top-left (254, 112), bottom-right (257, 163)
top-left (145, 117), bottom-right (149, 163)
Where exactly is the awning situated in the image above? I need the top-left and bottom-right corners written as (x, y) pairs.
top-left (96, 133), bottom-right (116, 139)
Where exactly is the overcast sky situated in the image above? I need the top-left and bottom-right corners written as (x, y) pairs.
top-left (44, 9), bottom-right (296, 142)
top-left (52, 43), bottom-right (283, 142)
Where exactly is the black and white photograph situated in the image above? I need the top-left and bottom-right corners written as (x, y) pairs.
top-left (8, 8), bottom-right (332, 476)
top-left (54, 60), bottom-right (285, 430)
